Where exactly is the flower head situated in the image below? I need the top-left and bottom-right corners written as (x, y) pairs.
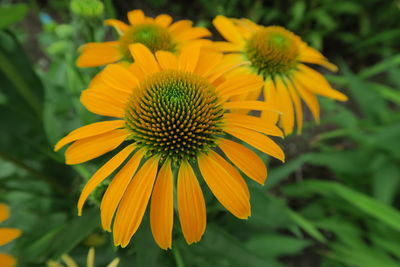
top-left (56, 43), bottom-right (284, 249)
top-left (77, 9), bottom-right (211, 67)
top-left (0, 204), bottom-right (22, 267)
top-left (212, 16), bottom-right (348, 135)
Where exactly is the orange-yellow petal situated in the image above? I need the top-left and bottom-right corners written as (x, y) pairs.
top-left (113, 157), bottom-right (159, 247)
top-left (177, 161), bottom-right (206, 244)
top-left (168, 20), bottom-right (193, 35)
top-left (287, 80), bottom-right (303, 134)
top-left (54, 120), bottom-right (125, 151)
top-left (101, 64), bottom-right (139, 94)
top-left (100, 150), bottom-right (145, 231)
top-left (178, 43), bottom-right (201, 72)
top-left (77, 43), bottom-right (121, 67)
top-left (275, 78), bottom-right (295, 135)
top-left (224, 113), bottom-right (283, 137)
top-left (80, 88), bottom-right (126, 118)
top-left (262, 79), bottom-right (280, 125)
top-left (65, 129), bottom-right (129, 165)
top-left (225, 125), bottom-right (285, 162)
top-left (293, 80), bottom-right (320, 122)
top-left (211, 41), bottom-right (243, 52)
top-left (198, 151), bottom-right (250, 219)
top-left (299, 45), bottom-right (338, 72)
top-left (0, 254), bottom-right (16, 267)
top-left (223, 101), bottom-right (280, 113)
top-left (155, 14), bottom-right (172, 27)
top-left (129, 43), bottom-right (160, 75)
top-left (216, 74), bottom-right (263, 99)
top-left (213, 15), bottom-right (244, 45)
top-left (219, 139), bottom-right (267, 185)
top-left (127, 9), bottom-right (145, 25)
top-left (194, 51), bottom-right (223, 76)
top-left (104, 19), bottom-right (129, 34)
top-left (175, 27), bottom-right (211, 42)
top-left (0, 228), bottom-right (21, 246)
top-left (0, 204), bottom-right (9, 223)
top-left (155, 51), bottom-right (178, 70)
top-left (150, 161), bottom-right (173, 250)
top-left (77, 145), bottom-right (135, 215)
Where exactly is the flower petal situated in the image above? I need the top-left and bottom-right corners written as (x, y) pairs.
top-left (0, 254), bottom-right (16, 267)
top-left (129, 43), bottom-right (160, 75)
top-left (77, 145), bottom-right (135, 215)
top-left (219, 139), bottom-right (267, 185)
top-left (293, 79), bottom-right (320, 122)
top-left (113, 157), bottom-right (159, 247)
top-left (0, 204), bottom-right (9, 223)
top-left (177, 161), bottom-right (206, 244)
top-left (80, 88), bottom-right (126, 118)
top-left (155, 14), bottom-right (173, 27)
top-left (224, 113), bottom-right (283, 137)
top-left (198, 151), bottom-right (250, 219)
top-left (155, 51), bottom-right (178, 70)
top-left (168, 20), bottom-right (193, 35)
top-left (127, 9), bottom-right (145, 25)
top-left (175, 27), bottom-right (211, 42)
top-left (225, 125), bottom-right (285, 162)
top-left (287, 80), bottom-right (303, 134)
top-left (150, 161), bottom-right (174, 250)
top-left (275, 78), bottom-right (295, 135)
top-left (55, 120), bottom-right (125, 151)
top-left (101, 64), bottom-right (140, 94)
top-left (0, 228), bottom-right (21, 246)
top-left (213, 15), bottom-right (244, 45)
top-left (77, 43), bottom-right (121, 67)
top-left (194, 51), bottom-right (223, 76)
top-left (216, 74), bottom-right (263, 99)
top-left (178, 43), bottom-right (201, 72)
top-left (104, 19), bottom-right (129, 34)
top-left (100, 149), bottom-right (145, 231)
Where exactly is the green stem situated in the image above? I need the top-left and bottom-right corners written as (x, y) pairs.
top-left (173, 246), bottom-right (185, 267)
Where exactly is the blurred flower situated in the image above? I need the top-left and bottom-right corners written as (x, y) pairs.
top-left (76, 9), bottom-right (211, 67)
top-left (55, 44), bottom-right (284, 249)
top-left (70, 0), bottom-right (104, 18)
top-left (212, 16), bottom-right (348, 135)
top-left (47, 248), bottom-right (119, 267)
top-left (0, 204), bottom-right (22, 267)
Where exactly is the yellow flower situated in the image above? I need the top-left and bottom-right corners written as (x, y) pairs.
top-left (47, 247), bottom-right (119, 267)
top-left (0, 204), bottom-right (21, 267)
top-left (212, 16), bottom-right (348, 135)
top-left (77, 9), bottom-right (211, 67)
top-left (55, 43), bottom-right (284, 249)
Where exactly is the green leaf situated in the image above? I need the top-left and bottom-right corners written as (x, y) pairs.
top-left (286, 209), bottom-right (327, 243)
top-left (0, 4), bottom-right (28, 30)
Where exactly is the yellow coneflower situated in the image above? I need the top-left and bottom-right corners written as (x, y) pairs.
top-left (0, 204), bottom-right (21, 267)
top-left (212, 16), bottom-right (348, 135)
top-left (55, 43), bottom-right (284, 249)
top-left (47, 247), bottom-right (120, 267)
top-left (77, 9), bottom-right (211, 67)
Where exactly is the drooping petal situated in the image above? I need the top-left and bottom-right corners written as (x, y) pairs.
top-left (129, 43), bottom-right (160, 75)
top-left (293, 79), bottom-right (320, 122)
top-left (101, 64), bottom-right (140, 94)
top-left (0, 228), bottom-right (22, 246)
top-left (76, 43), bottom-right (121, 67)
top-left (275, 78), bottom-right (295, 135)
top-left (100, 150), bottom-right (145, 231)
top-left (299, 45), bottom-right (338, 72)
top-left (178, 43), bottom-right (201, 72)
top-left (213, 15), bottom-right (245, 45)
top-left (55, 120), bottom-right (125, 151)
top-left (287, 80), bottom-right (303, 134)
top-left (65, 129), bottom-right (130, 165)
top-left (0, 204), bottom-right (9, 223)
top-left (150, 161), bottom-right (174, 250)
top-left (77, 145), bottom-right (135, 215)
top-left (155, 14), bottom-right (173, 27)
top-left (0, 254), bottom-right (16, 267)
top-left (224, 125), bottom-right (285, 162)
top-left (262, 79), bottom-right (280, 125)
top-left (155, 51), bottom-right (178, 70)
top-left (219, 139), bottom-right (267, 185)
top-left (177, 161), bottom-right (206, 244)
top-left (224, 113), bottom-right (283, 137)
top-left (198, 151), bottom-right (250, 219)
top-left (104, 19), bottom-right (129, 34)
top-left (127, 9), bottom-right (145, 25)
top-left (113, 157), bottom-right (159, 247)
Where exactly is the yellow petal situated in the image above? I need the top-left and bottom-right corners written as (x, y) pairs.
top-left (198, 151), bottom-right (250, 219)
top-left (262, 79), bottom-right (280, 125)
top-left (155, 51), bottom-right (178, 70)
top-left (127, 63), bottom-right (145, 82)
top-left (104, 19), bottom-right (129, 34)
top-left (223, 101), bottom-right (280, 113)
top-left (219, 139), bottom-right (267, 185)
top-left (80, 88), bottom-right (126, 118)
top-left (100, 150), bottom-right (145, 231)
top-left (225, 125), bottom-right (285, 162)
top-left (0, 254), bottom-right (16, 267)
top-left (77, 145), bottom-right (135, 215)
top-left (0, 228), bottom-right (21, 246)
top-left (127, 9), bottom-right (145, 25)
top-left (299, 45), bottom-right (338, 72)
top-left (296, 64), bottom-right (348, 101)
top-left (76, 43), bottom-right (121, 67)
top-left (194, 51), bottom-right (223, 76)
top-left (207, 54), bottom-right (246, 84)
top-left (155, 14), bottom-right (172, 27)
top-left (177, 161), bottom-right (206, 244)
top-left (286, 80), bottom-right (303, 134)
top-left (150, 161), bottom-right (174, 250)
top-left (216, 74), bottom-right (263, 99)
top-left (65, 129), bottom-right (129, 165)
top-left (129, 43), bottom-right (160, 75)
top-left (210, 41), bottom-right (242, 52)
top-left (0, 204), bottom-right (9, 223)
top-left (175, 27), bottom-right (211, 42)
top-left (55, 120), bottom-right (125, 151)
top-left (101, 64), bottom-right (139, 94)
top-left (113, 157), bottom-right (159, 247)
top-left (224, 113), bottom-right (283, 137)
top-left (293, 79), bottom-right (320, 122)
top-left (178, 43), bottom-right (201, 72)
top-left (168, 20), bottom-right (193, 35)
top-left (213, 15), bottom-right (244, 45)
top-left (275, 78), bottom-right (295, 136)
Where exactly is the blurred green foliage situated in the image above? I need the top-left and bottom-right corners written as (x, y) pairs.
top-left (0, 0), bottom-right (399, 266)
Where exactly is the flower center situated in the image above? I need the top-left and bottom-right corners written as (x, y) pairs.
top-left (244, 26), bottom-right (299, 77)
top-left (124, 70), bottom-right (224, 162)
top-left (120, 23), bottom-right (176, 59)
